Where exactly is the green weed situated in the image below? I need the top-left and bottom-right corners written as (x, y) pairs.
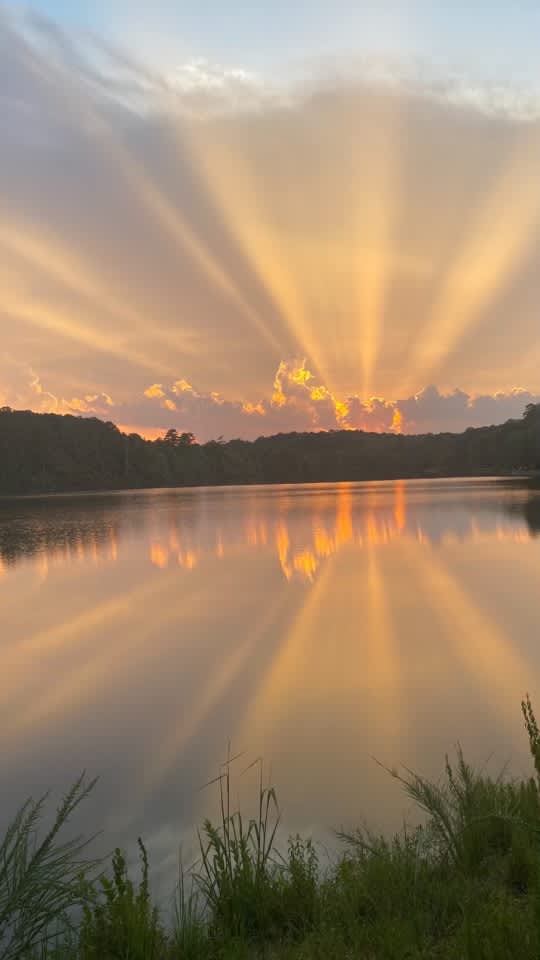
top-left (6, 696), bottom-right (540, 958)
top-left (0, 773), bottom-right (98, 960)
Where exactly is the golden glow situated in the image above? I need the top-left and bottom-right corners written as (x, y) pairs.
top-left (126, 153), bottom-right (283, 356)
top-left (334, 398), bottom-right (350, 420)
top-left (241, 557), bottom-right (336, 735)
top-left (0, 572), bottom-right (213, 747)
top-left (180, 549), bottom-right (198, 570)
top-left (4, 41), bottom-right (540, 414)
top-left (408, 128), bottom-right (540, 388)
top-left (290, 365), bottom-right (313, 387)
top-left (19, 43), bottom-right (284, 365)
top-left (2, 481), bottom-right (538, 785)
top-left (1, 482), bottom-right (535, 588)
top-left (144, 384), bottom-right (166, 399)
top-left (110, 529), bottom-right (118, 563)
top-left (363, 549), bottom-right (401, 736)
top-left (150, 538), bottom-right (198, 570)
top-left (0, 566), bottom-right (188, 686)
top-left (2, 280), bottom-right (162, 376)
top-left (391, 408), bottom-right (403, 434)
top-left (172, 379), bottom-right (195, 394)
top-left (151, 542), bottom-right (168, 568)
top-left (334, 486), bottom-right (353, 547)
top-left (242, 400), bottom-right (265, 415)
top-left (184, 117), bottom-right (334, 387)
top-left (313, 523), bottom-right (333, 558)
top-left (349, 95), bottom-right (405, 398)
top-left (0, 223), bottom-right (192, 374)
top-left (393, 480), bottom-right (406, 531)
top-left (275, 521), bottom-right (292, 580)
top-left (293, 550), bottom-right (318, 580)
top-left (241, 528), bottom-right (402, 749)
top-left (271, 359), bottom-right (351, 427)
top-left (407, 545), bottom-right (531, 714)
top-left (142, 589), bottom-right (290, 789)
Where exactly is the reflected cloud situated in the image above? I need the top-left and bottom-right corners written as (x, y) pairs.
top-left (239, 518), bottom-right (404, 750)
top-left (2, 479), bottom-right (540, 867)
top-left (0, 482), bottom-right (537, 583)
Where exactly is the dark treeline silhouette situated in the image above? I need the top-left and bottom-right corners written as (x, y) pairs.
top-left (0, 403), bottom-right (539, 496)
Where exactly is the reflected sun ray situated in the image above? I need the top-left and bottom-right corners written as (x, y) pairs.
top-left (0, 572), bottom-right (216, 749)
top-left (0, 567), bottom-right (189, 714)
top-left (240, 557), bottom-right (336, 738)
top-left (363, 547), bottom-right (402, 737)
top-left (141, 587), bottom-right (291, 791)
top-left (405, 544), bottom-right (531, 717)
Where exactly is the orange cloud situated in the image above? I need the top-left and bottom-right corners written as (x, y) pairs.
top-left (93, 360), bottom-right (540, 441)
top-left (172, 379), bottom-right (195, 395)
top-left (28, 373), bottom-right (115, 416)
top-left (242, 401), bottom-right (265, 415)
top-left (144, 384), bottom-right (166, 399)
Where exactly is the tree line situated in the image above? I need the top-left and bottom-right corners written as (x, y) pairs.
top-left (0, 403), bottom-right (539, 496)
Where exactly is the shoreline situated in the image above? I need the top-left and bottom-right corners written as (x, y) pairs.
top-left (0, 472), bottom-right (537, 502)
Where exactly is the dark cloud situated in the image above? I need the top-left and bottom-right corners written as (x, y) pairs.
top-left (397, 385), bottom-right (540, 434)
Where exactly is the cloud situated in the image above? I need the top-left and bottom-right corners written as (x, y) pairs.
top-left (1, 8), bottom-right (539, 435)
top-left (111, 362), bottom-right (539, 441)
top-left (7, 361), bottom-right (540, 442)
top-left (29, 372), bottom-right (59, 412)
top-left (61, 393), bottom-right (115, 414)
top-left (27, 371), bottom-right (116, 416)
top-left (397, 384), bottom-right (540, 434)
top-left (143, 384), bottom-right (166, 399)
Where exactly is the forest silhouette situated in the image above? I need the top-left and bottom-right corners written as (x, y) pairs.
top-left (0, 403), bottom-right (539, 496)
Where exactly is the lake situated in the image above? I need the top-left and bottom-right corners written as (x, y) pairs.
top-left (1, 478), bottom-right (540, 893)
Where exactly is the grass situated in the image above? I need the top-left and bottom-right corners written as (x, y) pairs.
top-left (5, 698), bottom-right (540, 958)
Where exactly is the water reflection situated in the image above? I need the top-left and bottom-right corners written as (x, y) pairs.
top-left (1, 480), bottom-right (539, 583)
top-left (1, 479), bottom-right (540, 898)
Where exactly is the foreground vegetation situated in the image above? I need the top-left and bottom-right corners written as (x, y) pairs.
top-left (5, 699), bottom-right (540, 958)
top-left (0, 402), bottom-right (539, 494)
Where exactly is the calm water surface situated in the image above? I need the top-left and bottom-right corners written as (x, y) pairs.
top-left (2, 479), bottom-right (540, 888)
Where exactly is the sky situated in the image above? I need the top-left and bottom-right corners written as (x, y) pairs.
top-left (2, 1), bottom-right (540, 440)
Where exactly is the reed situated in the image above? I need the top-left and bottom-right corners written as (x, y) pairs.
top-left (6, 700), bottom-right (540, 958)
top-left (0, 773), bottom-right (98, 960)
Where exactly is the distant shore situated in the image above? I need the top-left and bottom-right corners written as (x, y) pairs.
top-left (1, 404), bottom-right (539, 497)
top-left (0, 471), bottom-right (538, 503)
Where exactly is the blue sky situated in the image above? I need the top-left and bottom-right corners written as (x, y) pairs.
top-left (6, 0), bottom-right (540, 82)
